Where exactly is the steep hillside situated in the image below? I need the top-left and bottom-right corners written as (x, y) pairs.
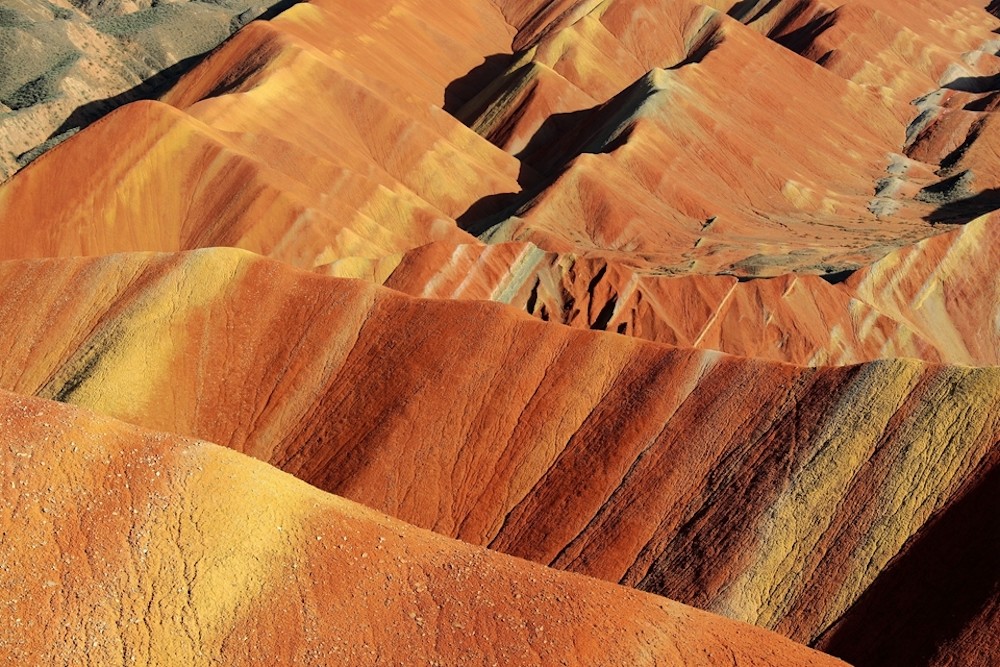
top-left (380, 213), bottom-right (1000, 365)
top-left (0, 390), bottom-right (848, 665)
top-left (0, 0), bottom-right (304, 181)
top-left (0, 0), bottom-right (525, 266)
top-left (0, 248), bottom-right (995, 654)
top-left (3, 0), bottom-right (999, 277)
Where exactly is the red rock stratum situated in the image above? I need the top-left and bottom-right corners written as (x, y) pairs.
top-left (0, 390), bottom-right (850, 666)
top-left (0, 248), bottom-right (995, 658)
top-left (380, 214), bottom-right (1000, 365)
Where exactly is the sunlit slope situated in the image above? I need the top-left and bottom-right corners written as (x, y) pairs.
top-left (0, 0), bottom-right (308, 182)
top-left (0, 390), bottom-right (848, 666)
top-left (0, 247), bottom-right (995, 652)
top-left (814, 453), bottom-right (1000, 667)
top-left (0, 0), bottom-right (526, 267)
top-left (5, 0), bottom-right (998, 276)
top-left (462, 1), bottom-right (1000, 274)
top-left (731, 0), bottom-right (1000, 118)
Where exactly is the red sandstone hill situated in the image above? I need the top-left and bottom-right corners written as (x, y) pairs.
top-left (378, 213), bottom-right (1000, 366)
top-left (2, 0), bottom-right (999, 276)
top-left (0, 1), bottom-right (997, 666)
top-left (0, 389), bottom-right (850, 666)
top-left (0, 248), bottom-right (995, 664)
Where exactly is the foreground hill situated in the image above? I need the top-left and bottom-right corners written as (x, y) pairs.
top-left (0, 389), bottom-right (848, 665)
top-left (0, 247), bottom-right (995, 663)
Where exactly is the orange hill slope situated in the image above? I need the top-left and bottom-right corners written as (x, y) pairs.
top-left (0, 389), bottom-right (848, 666)
top-left (0, 2), bottom-right (997, 666)
top-left (1, 0), bottom-right (998, 276)
top-left (0, 0), bottom-right (525, 267)
top-left (814, 456), bottom-right (1000, 667)
top-left (0, 248), bottom-right (995, 656)
top-left (460, 1), bottom-right (1000, 273)
top-left (0, 0), bottom-right (303, 183)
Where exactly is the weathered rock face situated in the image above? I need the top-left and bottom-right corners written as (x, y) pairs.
top-left (0, 389), bottom-right (849, 666)
top-left (0, 248), bottom-right (996, 655)
top-left (0, 1), bottom-right (998, 666)
top-left (381, 213), bottom-right (1000, 365)
top-left (814, 458), bottom-right (1000, 667)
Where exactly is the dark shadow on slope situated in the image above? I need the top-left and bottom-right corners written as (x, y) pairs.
top-left (963, 90), bottom-right (1000, 111)
top-left (818, 268), bottom-right (856, 285)
top-left (667, 29), bottom-right (723, 70)
top-left (727, 0), bottom-right (763, 21)
top-left (447, 57), bottom-right (642, 233)
top-left (454, 112), bottom-right (639, 234)
top-left (916, 170), bottom-right (975, 206)
top-left (447, 44), bottom-right (707, 234)
top-left (815, 459), bottom-right (1000, 667)
top-left (516, 107), bottom-right (604, 174)
top-left (455, 160), bottom-right (541, 233)
top-left (944, 73), bottom-right (1000, 94)
top-left (473, 65), bottom-right (540, 148)
top-left (443, 53), bottom-right (515, 116)
top-left (43, 52), bottom-right (205, 142)
top-left (772, 7), bottom-right (837, 53)
top-left (938, 120), bottom-right (984, 173)
top-left (506, 31), bottom-right (714, 174)
top-left (247, 0), bottom-right (305, 26)
top-left (19, 1), bottom-right (303, 167)
top-left (513, 67), bottom-right (665, 178)
top-left (740, 0), bottom-right (785, 25)
top-left (455, 191), bottom-right (524, 231)
top-left (924, 188), bottom-right (1000, 224)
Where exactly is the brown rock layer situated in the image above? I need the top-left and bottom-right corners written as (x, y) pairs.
top-left (815, 457), bottom-right (1000, 667)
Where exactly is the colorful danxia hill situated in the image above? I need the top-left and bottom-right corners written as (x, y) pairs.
top-left (0, 1), bottom-right (997, 666)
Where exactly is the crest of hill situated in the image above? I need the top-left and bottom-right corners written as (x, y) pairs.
top-left (0, 0), bottom-right (532, 268)
top-left (0, 0), bottom-right (305, 181)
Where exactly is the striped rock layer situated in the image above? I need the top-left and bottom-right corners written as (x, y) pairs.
top-left (0, 1), bottom-right (998, 666)
top-left (0, 390), bottom-right (848, 666)
top-left (0, 0), bottom-right (524, 266)
top-left (379, 213), bottom-right (1000, 366)
top-left (1, 0), bottom-right (998, 276)
top-left (0, 248), bottom-right (995, 662)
